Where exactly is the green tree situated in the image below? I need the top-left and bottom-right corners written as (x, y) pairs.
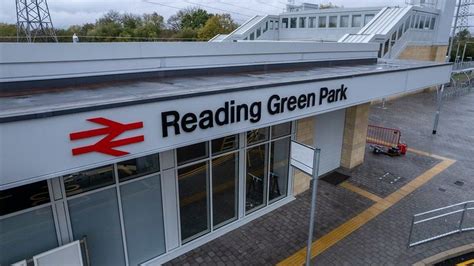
top-left (0, 23), bottom-right (17, 42)
top-left (167, 7), bottom-right (212, 31)
top-left (450, 29), bottom-right (473, 61)
top-left (134, 13), bottom-right (165, 40)
top-left (172, 27), bottom-right (199, 40)
top-left (197, 14), bottom-right (238, 40)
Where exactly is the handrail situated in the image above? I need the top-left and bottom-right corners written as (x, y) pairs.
top-left (408, 201), bottom-right (474, 247)
top-left (414, 200), bottom-right (474, 217)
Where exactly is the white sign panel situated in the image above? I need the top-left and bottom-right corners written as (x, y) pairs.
top-left (33, 240), bottom-right (83, 266)
top-left (290, 141), bottom-right (315, 175)
top-left (0, 65), bottom-right (451, 188)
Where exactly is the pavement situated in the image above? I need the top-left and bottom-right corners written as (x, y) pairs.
top-left (166, 89), bottom-right (474, 266)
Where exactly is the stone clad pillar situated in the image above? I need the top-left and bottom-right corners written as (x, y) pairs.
top-left (292, 116), bottom-right (315, 195)
top-left (340, 103), bottom-right (370, 169)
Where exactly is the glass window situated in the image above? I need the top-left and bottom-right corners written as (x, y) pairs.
top-left (68, 188), bottom-right (126, 266)
top-left (391, 31), bottom-right (397, 47)
top-left (404, 17), bottom-right (410, 32)
top-left (384, 39), bottom-right (390, 56)
top-left (275, 21), bottom-right (279, 29)
top-left (178, 162), bottom-right (210, 242)
top-left (308, 17), bottom-right (316, 28)
top-left (177, 141), bottom-right (208, 166)
top-left (0, 207), bottom-right (58, 266)
top-left (120, 175), bottom-right (166, 265)
top-left (352, 15), bottom-right (362, 27)
top-left (256, 28), bottom-right (261, 38)
top-left (212, 134), bottom-right (238, 155)
top-left (290, 17), bottom-right (297, 28)
top-left (117, 153), bottom-right (159, 182)
top-left (414, 15), bottom-right (420, 29)
top-left (299, 17), bottom-right (306, 28)
top-left (63, 165), bottom-right (115, 196)
top-left (430, 17), bottom-right (436, 30)
top-left (398, 24), bottom-right (403, 40)
top-left (0, 180), bottom-right (50, 216)
top-left (246, 144), bottom-right (268, 213)
top-left (425, 16), bottom-right (430, 29)
top-left (247, 127), bottom-right (269, 145)
top-left (249, 32), bottom-right (255, 40)
top-left (263, 21), bottom-right (268, 32)
top-left (271, 122), bottom-right (291, 139)
top-left (270, 20), bottom-right (274, 30)
top-left (364, 14), bottom-right (374, 25)
top-left (340, 15), bottom-right (349, 27)
top-left (329, 16), bottom-right (337, 28)
top-left (411, 15), bottom-right (416, 28)
top-left (419, 15), bottom-right (425, 29)
top-left (282, 18), bottom-right (288, 28)
top-left (319, 16), bottom-right (327, 28)
top-left (269, 138), bottom-right (290, 203)
top-left (212, 153), bottom-right (238, 228)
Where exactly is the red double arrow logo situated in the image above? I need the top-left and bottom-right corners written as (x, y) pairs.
top-left (70, 117), bottom-right (144, 157)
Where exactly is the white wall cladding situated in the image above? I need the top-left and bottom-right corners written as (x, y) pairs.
top-left (0, 63), bottom-right (452, 189)
top-left (314, 109), bottom-right (345, 175)
top-left (0, 42), bottom-right (378, 82)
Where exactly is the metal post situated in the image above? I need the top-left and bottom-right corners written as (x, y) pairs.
top-left (432, 84), bottom-right (445, 134)
top-left (461, 42), bottom-right (468, 64)
top-left (306, 149), bottom-right (321, 266)
top-left (407, 215), bottom-right (416, 247)
top-left (459, 202), bottom-right (468, 232)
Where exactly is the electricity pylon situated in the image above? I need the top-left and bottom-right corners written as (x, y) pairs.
top-left (15, 0), bottom-right (58, 42)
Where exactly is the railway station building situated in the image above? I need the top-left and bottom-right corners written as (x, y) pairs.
top-left (0, 0), bottom-right (455, 265)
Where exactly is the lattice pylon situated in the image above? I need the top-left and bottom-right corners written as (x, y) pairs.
top-left (15, 0), bottom-right (58, 42)
top-left (457, 0), bottom-right (473, 32)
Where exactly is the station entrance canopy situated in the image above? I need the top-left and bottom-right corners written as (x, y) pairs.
top-left (0, 43), bottom-right (452, 189)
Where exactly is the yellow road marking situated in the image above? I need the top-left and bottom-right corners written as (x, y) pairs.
top-left (278, 152), bottom-right (456, 266)
top-left (339, 182), bottom-right (383, 202)
top-left (457, 259), bottom-right (474, 266)
top-left (407, 147), bottom-right (452, 161)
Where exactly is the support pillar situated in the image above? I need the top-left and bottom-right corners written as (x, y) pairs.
top-left (340, 103), bottom-right (370, 169)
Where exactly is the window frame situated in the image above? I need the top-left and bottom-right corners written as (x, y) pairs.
top-left (340, 15), bottom-right (349, 28)
top-left (352, 15), bottom-right (362, 27)
top-left (328, 15), bottom-right (338, 28)
top-left (318, 16), bottom-right (327, 28)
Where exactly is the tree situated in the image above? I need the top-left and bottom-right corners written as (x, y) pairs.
top-left (167, 7), bottom-right (212, 31)
top-left (172, 27), bottom-right (199, 40)
top-left (450, 29), bottom-right (473, 61)
top-left (197, 14), bottom-right (238, 40)
top-left (134, 13), bottom-right (165, 39)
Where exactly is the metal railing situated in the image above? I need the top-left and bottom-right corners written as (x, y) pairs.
top-left (408, 201), bottom-right (474, 247)
top-left (366, 125), bottom-right (402, 148)
top-left (437, 70), bottom-right (474, 101)
top-left (453, 61), bottom-right (474, 71)
top-left (405, 0), bottom-right (438, 8)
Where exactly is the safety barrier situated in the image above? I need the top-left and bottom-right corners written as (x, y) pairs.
top-left (366, 125), bottom-right (401, 148)
top-left (408, 201), bottom-right (474, 247)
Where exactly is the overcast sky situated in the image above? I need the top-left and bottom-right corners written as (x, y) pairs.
top-left (1, 0), bottom-right (406, 28)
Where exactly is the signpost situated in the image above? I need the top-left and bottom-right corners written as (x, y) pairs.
top-left (290, 141), bottom-right (321, 266)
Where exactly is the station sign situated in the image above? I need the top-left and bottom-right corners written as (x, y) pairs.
top-left (0, 65), bottom-right (451, 188)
